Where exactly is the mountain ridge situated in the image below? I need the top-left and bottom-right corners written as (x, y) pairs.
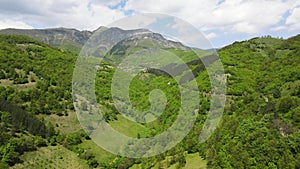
top-left (0, 27), bottom-right (190, 54)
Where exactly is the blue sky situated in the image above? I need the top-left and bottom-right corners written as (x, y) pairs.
top-left (0, 0), bottom-right (299, 48)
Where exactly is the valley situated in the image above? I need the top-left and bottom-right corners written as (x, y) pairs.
top-left (0, 28), bottom-right (299, 169)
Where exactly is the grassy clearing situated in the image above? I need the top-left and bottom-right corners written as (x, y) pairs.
top-left (11, 145), bottom-right (89, 169)
top-left (182, 153), bottom-right (206, 169)
top-left (41, 110), bottom-right (83, 134)
top-left (166, 153), bottom-right (206, 169)
top-left (130, 153), bottom-right (206, 169)
top-left (0, 71), bottom-right (37, 90)
top-left (14, 82), bottom-right (36, 91)
top-left (0, 79), bottom-right (36, 90)
top-left (109, 115), bottom-right (152, 138)
top-left (78, 140), bottom-right (116, 164)
top-left (0, 79), bottom-right (13, 86)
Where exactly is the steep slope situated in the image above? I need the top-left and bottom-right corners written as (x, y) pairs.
top-left (0, 32), bottom-right (299, 169)
top-left (89, 35), bottom-right (300, 168)
top-left (0, 28), bottom-right (91, 53)
top-left (0, 34), bottom-right (75, 116)
top-left (0, 27), bottom-right (189, 55)
top-left (0, 35), bottom-right (107, 168)
top-left (205, 35), bottom-right (300, 168)
top-left (102, 28), bottom-right (190, 64)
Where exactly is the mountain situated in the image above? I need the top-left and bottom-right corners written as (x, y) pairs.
top-left (0, 32), bottom-right (299, 168)
top-left (0, 28), bottom-right (91, 53)
top-left (0, 27), bottom-right (189, 54)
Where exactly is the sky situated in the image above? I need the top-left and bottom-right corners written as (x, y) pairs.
top-left (0, 0), bottom-right (299, 48)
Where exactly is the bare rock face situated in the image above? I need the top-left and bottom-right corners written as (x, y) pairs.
top-left (0, 28), bottom-right (92, 52)
top-left (0, 27), bottom-right (189, 54)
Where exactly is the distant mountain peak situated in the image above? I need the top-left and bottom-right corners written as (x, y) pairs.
top-left (0, 26), bottom-right (190, 54)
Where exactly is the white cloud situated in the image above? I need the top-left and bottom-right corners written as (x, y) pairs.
top-left (232, 22), bottom-right (257, 34)
top-left (49, 1), bottom-right (126, 30)
top-left (271, 26), bottom-right (288, 32)
top-left (0, 19), bottom-right (33, 29)
top-left (1, 0), bottom-right (299, 33)
top-left (167, 17), bottom-right (211, 48)
top-left (286, 6), bottom-right (300, 31)
top-left (125, 0), bottom-right (299, 34)
top-left (170, 18), bottom-right (192, 34)
top-left (0, 0), bottom-right (126, 30)
top-left (92, 0), bottom-right (121, 7)
top-left (108, 14), bottom-right (159, 30)
top-left (205, 32), bottom-right (217, 40)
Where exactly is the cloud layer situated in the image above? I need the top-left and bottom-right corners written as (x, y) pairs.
top-left (0, 0), bottom-right (299, 47)
top-left (127, 0), bottom-right (299, 33)
top-left (0, 0), bottom-right (126, 30)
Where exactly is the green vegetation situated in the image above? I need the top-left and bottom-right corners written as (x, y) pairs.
top-left (0, 35), bottom-right (75, 116)
top-left (205, 35), bottom-right (300, 168)
top-left (109, 115), bottom-right (152, 138)
top-left (11, 146), bottom-right (89, 169)
top-left (78, 140), bottom-right (115, 164)
top-left (183, 153), bottom-right (206, 169)
top-left (0, 33), bottom-right (299, 168)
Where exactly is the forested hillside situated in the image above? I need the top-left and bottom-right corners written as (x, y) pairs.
top-left (0, 33), bottom-right (299, 168)
top-left (206, 36), bottom-right (300, 168)
top-left (0, 35), bottom-right (91, 168)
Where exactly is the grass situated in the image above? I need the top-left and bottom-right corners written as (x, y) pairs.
top-left (78, 140), bottom-right (116, 164)
top-left (0, 79), bottom-right (36, 90)
top-left (130, 153), bottom-right (206, 169)
top-left (109, 115), bottom-right (152, 138)
top-left (0, 79), bottom-right (13, 86)
top-left (183, 153), bottom-right (206, 169)
top-left (11, 145), bottom-right (89, 169)
top-left (0, 72), bottom-right (37, 90)
top-left (41, 110), bottom-right (83, 134)
top-left (166, 153), bottom-right (207, 169)
top-left (74, 112), bottom-right (155, 165)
